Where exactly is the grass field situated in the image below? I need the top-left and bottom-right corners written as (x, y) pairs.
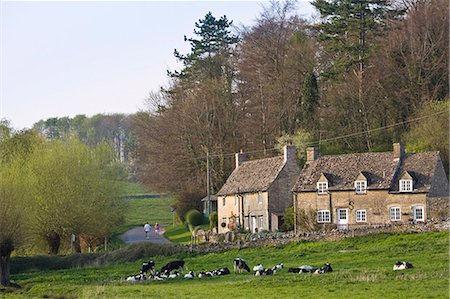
top-left (164, 224), bottom-right (210, 244)
top-left (5, 231), bottom-right (449, 298)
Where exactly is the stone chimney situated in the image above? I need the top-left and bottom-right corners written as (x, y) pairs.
top-left (306, 147), bottom-right (318, 163)
top-left (235, 149), bottom-right (248, 169)
top-left (393, 143), bottom-right (404, 159)
top-left (283, 145), bottom-right (296, 163)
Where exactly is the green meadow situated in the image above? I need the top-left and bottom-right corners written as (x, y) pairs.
top-left (4, 231), bottom-right (448, 298)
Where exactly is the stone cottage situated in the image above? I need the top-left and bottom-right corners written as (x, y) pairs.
top-left (292, 143), bottom-right (449, 229)
top-left (217, 145), bottom-right (300, 233)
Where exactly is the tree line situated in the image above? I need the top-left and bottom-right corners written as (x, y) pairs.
top-left (0, 122), bottom-right (126, 286)
top-left (132, 0), bottom-right (449, 208)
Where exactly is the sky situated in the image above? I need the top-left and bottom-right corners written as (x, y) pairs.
top-left (1, 1), bottom-right (315, 130)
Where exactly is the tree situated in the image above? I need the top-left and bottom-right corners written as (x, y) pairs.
top-left (403, 100), bottom-right (449, 172)
top-left (0, 129), bottom-right (38, 287)
top-left (312, 0), bottom-right (401, 150)
top-left (276, 129), bottom-right (314, 164)
top-left (28, 138), bottom-right (126, 254)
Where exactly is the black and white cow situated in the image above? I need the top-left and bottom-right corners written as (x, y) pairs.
top-left (184, 271), bottom-right (195, 279)
top-left (393, 261), bottom-right (413, 271)
top-left (314, 263), bottom-right (333, 274)
top-left (161, 260), bottom-right (185, 273)
top-left (212, 267), bottom-right (231, 276)
top-left (234, 258), bottom-right (251, 273)
top-left (126, 273), bottom-right (147, 282)
top-left (288, 265), bottom-right (315, 274)
top-left (141, 261), bottom-right (155, 275)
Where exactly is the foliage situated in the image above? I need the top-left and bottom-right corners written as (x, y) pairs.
top-left (27, 138), bottom-right (126, 254)
top-left (4, 232), bottom-right (449, 298)
top-left (276, 129), bottom-right (314, 164)
top-left (403, 100), bottom-right (449, 172)
top-left (33, 113), bottom-right (136, 164)
top-left (209, 212), bottom-right (218, 232)
top-left (173, 192), bottom-right (204, 222)
top-left (185, 209), bottom-right (204, 227)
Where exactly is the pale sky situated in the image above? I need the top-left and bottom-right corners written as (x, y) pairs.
top-left (1, 1), bottom-right (315, 130)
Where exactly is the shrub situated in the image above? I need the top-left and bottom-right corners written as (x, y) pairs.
top-left (209, 212), bottom-right (218, 231)
top-left (173, 191), bottom-right (204, 222)
top-left (185, 209), bottom-right (203, 226)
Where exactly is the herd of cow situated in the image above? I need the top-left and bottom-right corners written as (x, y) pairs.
top-left (125, 258), bottom-right (413, 282)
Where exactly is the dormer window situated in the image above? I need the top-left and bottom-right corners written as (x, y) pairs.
top-left (354, 180), bottom-right (367, 194)
top-left (399, 179), bottom-right (413, 192)
top-left (317, 182), bottom-right (328, 194)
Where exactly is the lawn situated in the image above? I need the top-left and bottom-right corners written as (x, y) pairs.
top-left (164, 224), bottom-right (210, 244)
top-left (5, 231), bottom-right (449, 298)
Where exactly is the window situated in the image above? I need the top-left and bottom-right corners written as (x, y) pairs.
top-left (413, 206), bottom-right (424, 222)
top-left (399, 179), bottom-right (413, 192)
top-left (354, 180), bottom-right (367, 194)
top-left (222, 217), bottom-right (227, 226)
top-left (317, 210), bottom-right (331, 223)
top-left (258, 192), bottom-right (263, 205)
top-left (390, 207), bottom-right (401, 221)
top-left (244, 216), bottom-right (249, 230)
top-left (222, 196), bottom-right (226, 206)
top-left (258, 215), bottom-right (264, 230)
top-left (317, 182), bottom-right (328, 195)
top-left (356, 210), bottom-right (366, 222)
top-left (236, 217), bottom-right (240, 228)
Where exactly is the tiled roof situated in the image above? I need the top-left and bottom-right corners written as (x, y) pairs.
top-left (217, 156), bottom-right (285, 195)
top-left (293, 150), bottom-right (442, 193)
top-left (390, 152), bottom-right (440, 192)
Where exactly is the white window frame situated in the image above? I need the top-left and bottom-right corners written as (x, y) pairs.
top-left (222, 196), bottom-right (226, 206)
top-left (317, 210), bottom-right (331, 223)
top-left (258, 192), bottom-right (263, 205)
top-left (413, 206), bottom-right (425, 222)
top-left (258, 215), bottom-right (264, 230)
top-left (355, 210), bottom-right (366, 222)
top-left (354, 180), bottom-right (367, 194)
top-left (390, 207), bottom-right (401, 221)
top-left (399, 179), bottom-right (413, 192)
top-left (244, 216), bottom-right (249, 230)
top-left (317, 182), bottom-right (328, 195)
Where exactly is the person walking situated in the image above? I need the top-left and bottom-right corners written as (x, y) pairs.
top-left (154, 223), bottom-right (160, 234)
top-left (144, 222), bottom-right (151, 239)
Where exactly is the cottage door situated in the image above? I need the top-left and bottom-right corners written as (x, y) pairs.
top-left (337, 208), bottom-right (348, 229)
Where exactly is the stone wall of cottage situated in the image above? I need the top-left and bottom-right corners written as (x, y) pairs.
top-left (295, 190), bottom-right (428, 225)
top-left (428, 197), bottom-right (449, 220)
top-left (267, 157), bottom-right (300, 231)
top-left (217, 192), bottom-right (269, 233)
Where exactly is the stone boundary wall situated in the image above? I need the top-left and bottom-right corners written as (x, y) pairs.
top-left (189, 219), bottom-right (449, 253)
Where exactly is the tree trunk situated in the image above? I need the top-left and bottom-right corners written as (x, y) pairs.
top-left (46, 231), bottom-right (61, 255)
top-left (0, 253), bottom-right (11, 287)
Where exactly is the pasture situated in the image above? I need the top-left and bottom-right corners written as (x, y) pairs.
top-left (5, 231), bottom-right (448, 298)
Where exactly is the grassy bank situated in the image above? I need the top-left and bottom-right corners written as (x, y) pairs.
top-left (5, 231), bottom-right (448, 298)
top-left (164, 224), bottom-right (210, 244)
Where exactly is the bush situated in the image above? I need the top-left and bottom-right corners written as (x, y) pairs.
top-left (209, 212), bottom-right (218, 231)
top-left (173, 191), bottom-right (204, 222)
top-left (185, 209), bottom-right (203, 226)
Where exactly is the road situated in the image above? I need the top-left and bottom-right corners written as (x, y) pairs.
top-left (119, 225), bottom-right (171, 245)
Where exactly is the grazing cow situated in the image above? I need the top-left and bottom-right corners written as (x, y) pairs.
top-left (393, 261), bottom-right (413, 271)
top-left (184, 271), bottom-right (195, 279)
top-left (141, 261), bottom-right (155, 275)
top-left (126, 273), bottom-right (147, 282)
top-left (161, 260), bottom-right (185, 273)
top-left (314, 263), bottom-right (333, 274)
top-left (234, 258), bottom-right (251, 273)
